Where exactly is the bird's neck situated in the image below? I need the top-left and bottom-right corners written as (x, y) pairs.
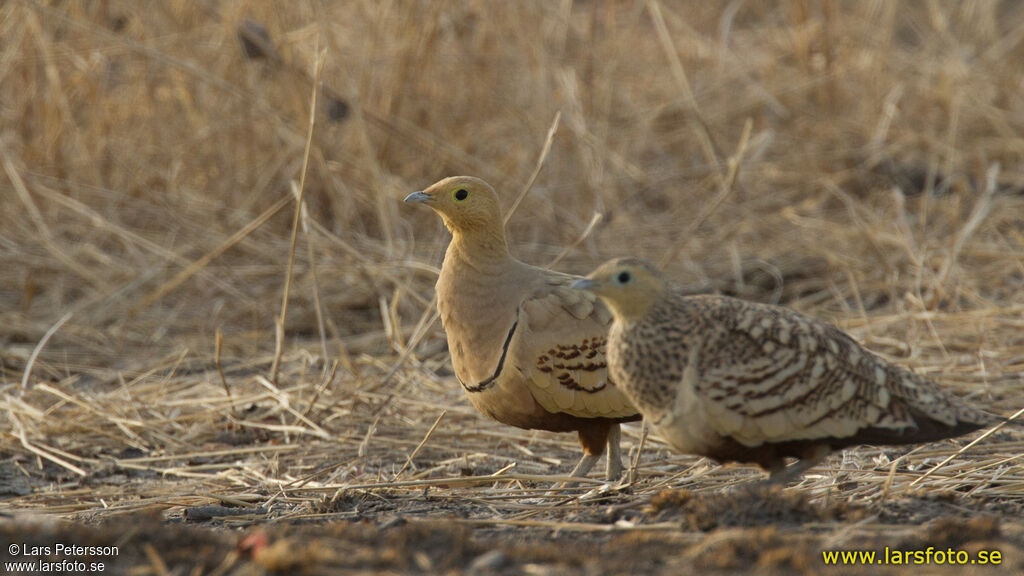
top-left (446, 227), bottom-right (513, 271)
top-left (607, 293), bottom-right (658, 324)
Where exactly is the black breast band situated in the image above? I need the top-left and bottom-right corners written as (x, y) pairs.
top-left (460, 312), bottom-right (519, 393)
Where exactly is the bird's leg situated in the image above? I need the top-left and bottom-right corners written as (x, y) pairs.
top-left (766, 460), bottom-right (812, 485)
top-left (546, 423), bottom-right (614, 492)
top-left (543, 453), bottom-right (598, 492)
top-left (766, 444), bottom-right (830, 485)
top-left (604, 424), bottom-right (623, 481)
top-left (565, 426), bottom-right (628, 499)
top-left (569, 453), bottom-right (600, 479)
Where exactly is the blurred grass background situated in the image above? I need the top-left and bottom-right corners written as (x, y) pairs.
top-left (4, 1), bottom-right (1024, 374)
top-left (2, 0), bottom-right (1024, 526)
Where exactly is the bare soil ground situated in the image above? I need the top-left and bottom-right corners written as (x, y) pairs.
top-left (3, 1), bottom-right (1024, 574)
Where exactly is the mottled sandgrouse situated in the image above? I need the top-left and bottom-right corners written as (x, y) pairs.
top-left (405, 176), bottom-right (640, 480)
top-left (573, 257), bottom-right (1011, 482)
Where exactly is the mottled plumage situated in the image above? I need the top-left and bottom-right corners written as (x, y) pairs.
top-left (573, 258), bottom-right (1007, 481)
top-left (405, 177), bottom-right (640, 480)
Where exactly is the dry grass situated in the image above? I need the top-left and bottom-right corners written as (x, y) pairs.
top-left (3, 0), bottom-right (1024, 573)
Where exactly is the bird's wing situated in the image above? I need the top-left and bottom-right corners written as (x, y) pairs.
top-left (508, 272), bottom-right (638, 419)
top-left (689, 296), bottom-right (970, 446)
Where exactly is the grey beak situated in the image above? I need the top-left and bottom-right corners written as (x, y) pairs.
top-left (404, 191), bottom-right (431, 203)
top-left (571, 278), bottom-right (598, 291)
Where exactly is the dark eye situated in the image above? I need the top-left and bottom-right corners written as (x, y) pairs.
top-left (617, 271), bottom-right (631, 284)
top-left (454, 188), bottom-right (468, 201)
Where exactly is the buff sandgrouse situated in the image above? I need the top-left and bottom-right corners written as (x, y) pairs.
top-left (406, 177), bottom-right (640, 480)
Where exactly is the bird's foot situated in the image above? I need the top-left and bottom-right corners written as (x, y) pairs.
top-left (578, 478), bottom-right (633, 501)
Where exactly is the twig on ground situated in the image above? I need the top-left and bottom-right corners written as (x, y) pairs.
top-left (19, 311), bottom-right (72, 390)
top-left (272, 43), bottom-right (325, 384)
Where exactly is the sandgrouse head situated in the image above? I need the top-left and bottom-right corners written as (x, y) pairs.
top-left (404, 176), bottom-right (503, 236)
top-left (572, 258), bottom-right (667, 321)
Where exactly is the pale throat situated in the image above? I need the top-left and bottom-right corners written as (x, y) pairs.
top-left (446, 223), bottom-right (512, 269)
top-left (606, 292), bottom-right (658, 323)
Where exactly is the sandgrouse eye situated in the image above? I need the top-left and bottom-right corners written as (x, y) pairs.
top-left (454, 189), bottom-right (468, 201)
top-left (617, 271), bottom-right (631, 284)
